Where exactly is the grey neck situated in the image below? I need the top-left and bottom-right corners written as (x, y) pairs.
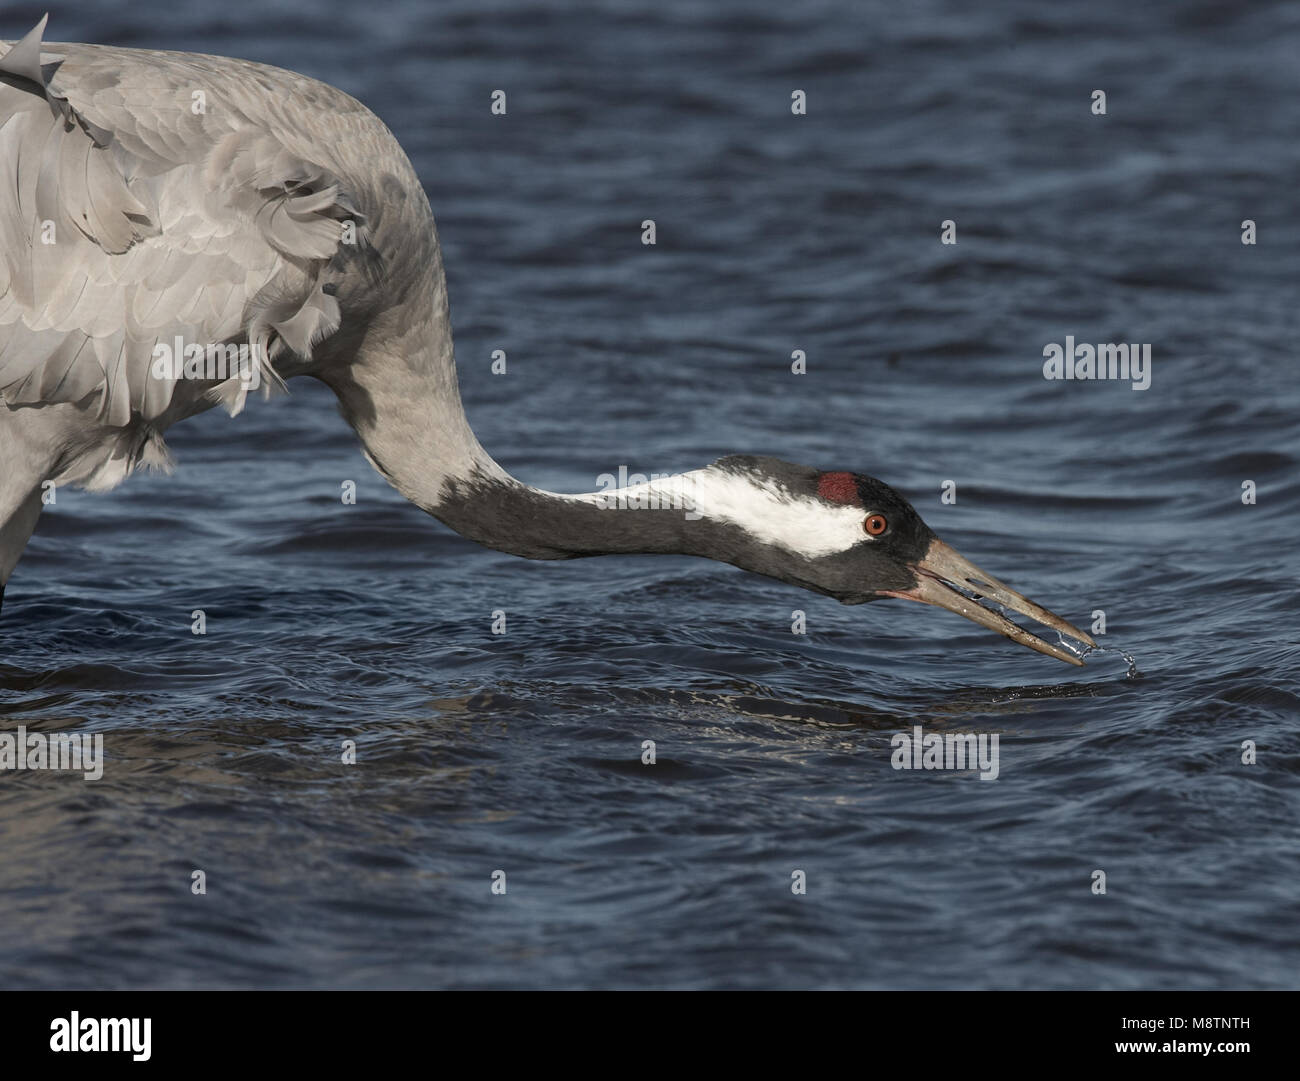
top-left (317, 314), bottom-right (720, 563)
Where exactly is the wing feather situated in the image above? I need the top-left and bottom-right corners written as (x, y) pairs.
top-left (0, 16), bottom-right (374, 439)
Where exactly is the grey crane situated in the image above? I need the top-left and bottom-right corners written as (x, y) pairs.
top-left (0, 16), bottom-right (1094, 664)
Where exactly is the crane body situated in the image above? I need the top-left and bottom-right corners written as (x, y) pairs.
top-left (0, 17), bottom-right (1094, 664)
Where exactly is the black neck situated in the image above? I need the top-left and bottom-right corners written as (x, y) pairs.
top-left (427, 469), bottom-right (840, 609)
top-left (434, 470), bottom-right (696, 561)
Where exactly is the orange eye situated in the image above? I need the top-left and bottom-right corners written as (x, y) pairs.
top-left (864, 514), bottom-right (888, 536)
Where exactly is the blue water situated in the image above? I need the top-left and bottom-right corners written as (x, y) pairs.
top-left (2, 0), bottom-right (1298, 989)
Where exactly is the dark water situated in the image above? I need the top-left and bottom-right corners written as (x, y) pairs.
top-left (2, 0), bottom-right (1298, 989)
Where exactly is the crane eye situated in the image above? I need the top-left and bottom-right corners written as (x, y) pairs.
top-left (864, 514), bottom-right (888, 536)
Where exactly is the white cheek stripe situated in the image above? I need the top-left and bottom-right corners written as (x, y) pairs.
top-left (563, 468), bottom-right (872, 558)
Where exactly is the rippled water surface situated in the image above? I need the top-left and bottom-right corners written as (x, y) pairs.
top-left (2, 0), bottom-right (1298, 988)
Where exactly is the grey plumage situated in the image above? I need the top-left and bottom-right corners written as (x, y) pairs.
top-left (0, 17), bottom-right (362, 428)
top-left (0, 15), bottom-right (490, 585)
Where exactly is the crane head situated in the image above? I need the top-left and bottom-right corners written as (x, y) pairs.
top-left (694, 457), bottom-right (1096, 666)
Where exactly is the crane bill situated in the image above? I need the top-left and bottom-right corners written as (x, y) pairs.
top-left (883, 538), bottom-right (1095, 666)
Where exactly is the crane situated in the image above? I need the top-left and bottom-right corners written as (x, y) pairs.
top-left (0, 17), bottom-right (1093, 664)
